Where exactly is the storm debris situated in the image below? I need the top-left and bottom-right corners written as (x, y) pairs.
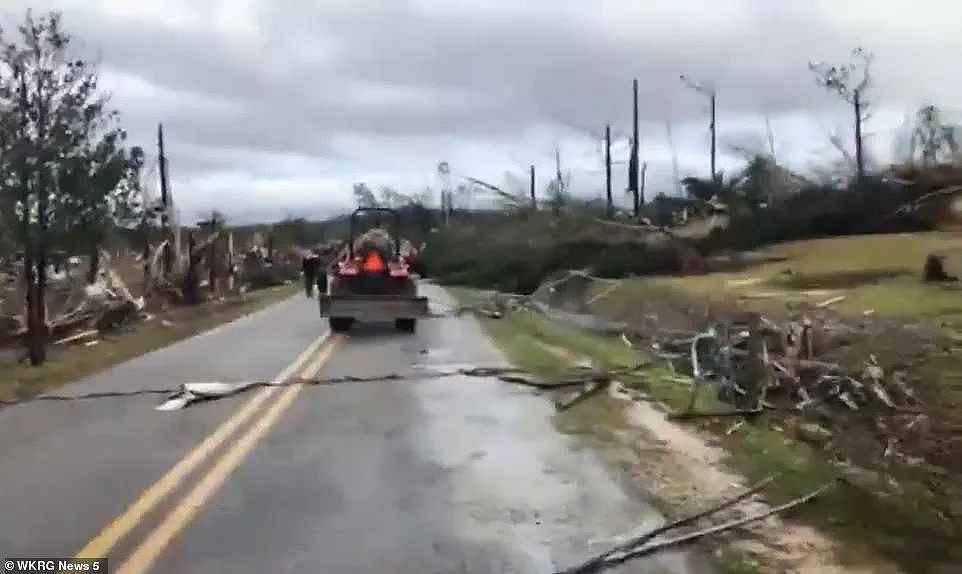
top-left (557, 474), bottom-right (840, 574)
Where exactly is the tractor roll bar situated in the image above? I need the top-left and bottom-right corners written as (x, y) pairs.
top-left (348, 207), bottom-right (402, 258)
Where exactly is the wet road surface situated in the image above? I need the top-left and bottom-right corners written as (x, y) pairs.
top-left (0, 284), bottom-right (714, 573)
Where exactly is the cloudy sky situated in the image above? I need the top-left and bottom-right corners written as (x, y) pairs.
top-left (2, 0), bottom-right (960, 223)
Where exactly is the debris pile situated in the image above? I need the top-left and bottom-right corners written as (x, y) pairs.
top-left (0, 251), bottom-right (147, 351)
top-left (0, 230), bottom-right (304, 359)
top-left (462, 273), bottom-right (930, 465)
top-left (455, 290), bottom-right (541, 319)
top-left (635, 314), bottom-right (920, 418)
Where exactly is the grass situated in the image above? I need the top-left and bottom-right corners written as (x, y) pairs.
top-left (450, 285), bottom-right (961, 573)
top-left (620, 232), bottom-right (962, 317)
top-left (719, 557), bottom-right (764, 574)
top-left (0, 283), bottom-right (299, 403)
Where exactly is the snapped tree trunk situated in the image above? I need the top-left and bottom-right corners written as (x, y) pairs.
top-left (738, 312), bottom-right (768, 409)
top-left (529, 165), bottom-right (536, 209)
top-left (23, 255), bottom-right (47, 365)
top-left (140, 217), bottom-right (151, 291)
top-left (605, 124), bottom-right (613, 219)
top-left (640, 162), bottom-right (648, 215)
top-left (87, 242), bottom-right (101, 284)
top-left (854, 89), bottom-right (864, 183)
top-left (183, 233), bottom-right (201, 305)
top-left (208, 236), bottom-right (217, 294)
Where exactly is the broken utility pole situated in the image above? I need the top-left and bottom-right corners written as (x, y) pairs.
top-left (628, 78), bottom-right (641, 217)
top-left (605, 124), bottom-right (613, 219)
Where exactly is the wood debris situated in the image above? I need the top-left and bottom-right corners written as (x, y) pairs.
top-left (815, 295), bottom-right (846, 308)
top-left (557, 475), bottom-right (839, 573)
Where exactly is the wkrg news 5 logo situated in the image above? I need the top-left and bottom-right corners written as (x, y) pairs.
top-left (4, 559), bottom-right (103, 572)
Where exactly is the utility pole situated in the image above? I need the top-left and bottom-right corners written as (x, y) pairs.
top-left (529, 164), bottom-right (536, 209)
top-left (680, 75), bottom-right (717, 182)
top-left (628, 78), bottom-right (641, 216)
top-left (157, 123), bottom-right (172, 275)
top-left (605, 124), bottom-right (613, 218)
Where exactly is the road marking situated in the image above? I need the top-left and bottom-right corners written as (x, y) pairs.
top-left (73, 332), bottom-right (332, 560)
top-left (115, 335), bottom-right (342, 574)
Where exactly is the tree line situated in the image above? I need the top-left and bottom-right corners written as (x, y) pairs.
top-left (0, 11), bottom-right (147, 365)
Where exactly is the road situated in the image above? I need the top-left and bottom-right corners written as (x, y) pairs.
top-left (0, 284), bottom-right (715, 574)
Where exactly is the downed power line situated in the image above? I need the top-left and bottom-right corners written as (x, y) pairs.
top-left (0, 363), bottom-right (652, 412)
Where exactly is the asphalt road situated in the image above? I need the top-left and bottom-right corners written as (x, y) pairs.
top-left (0, 284), bottom-right (715, 574)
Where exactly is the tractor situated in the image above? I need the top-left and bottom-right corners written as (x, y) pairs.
top-left (319, 207), bottom-right (428, 333)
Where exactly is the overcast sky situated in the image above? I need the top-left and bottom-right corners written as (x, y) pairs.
top-left (3, 1), bottom-right (961, 223)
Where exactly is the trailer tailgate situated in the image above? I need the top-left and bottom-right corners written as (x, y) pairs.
top-left (319, 294), bottom-right (429, 321)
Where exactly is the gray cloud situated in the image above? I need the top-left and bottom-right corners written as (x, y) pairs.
top-left (3, 0), bottom-right (961, 220)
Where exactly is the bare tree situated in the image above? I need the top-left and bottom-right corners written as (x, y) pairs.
top-left (605, 124), bottom-right (613, 218)
top-left (529, 165), bottom-right (536, 209)
top-left (352, 182), bottom-right (378, 208)
top-left (680, 75), bottom-right (717, 181)
top-left (628, 78), bottom-right (641, 215)
top-left (764, 114), bottom-right (777, 162)
top-left (809, 47), bottom-right (874, 182)
top-left (909, 104), bottom-right (960, 165)
top-left (665, 121), bottom-right (682, 196)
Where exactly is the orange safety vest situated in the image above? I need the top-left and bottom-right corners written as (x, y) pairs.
top-left (361, 250), bottom-right (385, 272)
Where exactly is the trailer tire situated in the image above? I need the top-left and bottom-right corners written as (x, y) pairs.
top-left (395, 318), bottom-right (416, 333)
top-left (329, 317), bottom-right (353, 333)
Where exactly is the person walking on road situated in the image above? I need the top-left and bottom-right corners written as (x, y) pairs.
top-left (302, 250), bottom-right (321, 297)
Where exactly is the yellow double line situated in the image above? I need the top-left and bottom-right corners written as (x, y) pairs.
top-left (74, 332), bottom-right (342, 574)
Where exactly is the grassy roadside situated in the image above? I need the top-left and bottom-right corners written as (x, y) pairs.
top-left (0, 283), bottom-right (300, 403)
top-left (642, 232), bottom-right (962, 317)
top-left (449, 286), bottom-right (956, 574)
